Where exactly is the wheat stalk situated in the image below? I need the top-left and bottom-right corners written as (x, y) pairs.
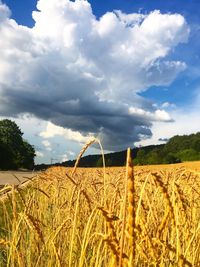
top-left (71, 138), bottom-right (96, 177)
top-left (126, 148), bottom-right (136, 266)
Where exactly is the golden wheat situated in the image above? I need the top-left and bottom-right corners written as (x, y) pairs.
top-left (0, 143), bottom-right (200, 266)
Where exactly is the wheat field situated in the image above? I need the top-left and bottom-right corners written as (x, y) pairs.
top-left (0, 143), bottom-right (200, 266)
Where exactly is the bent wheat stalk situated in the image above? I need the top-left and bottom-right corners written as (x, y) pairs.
top-left (71, 139), bottom-right (96, 177)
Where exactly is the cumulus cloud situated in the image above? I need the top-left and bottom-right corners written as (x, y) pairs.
top-left (61, 154), bottom-right (69, 162)
top-left (0, 0), bottom-right (190, 150)
top-left (42, 140), bottom-right (52, 151)
top-left (0, 1), bottom-right (10, 23)
top-left (161, 102), bottom-right (176, 109)
top-left (68, 151), bottom-right (75, 156)
top-left (40, 121), bottom-right (93, 143)
top-left (128, 107), bottom-right (173, 122)
top-left (36, 151), bottom-right (44, 157)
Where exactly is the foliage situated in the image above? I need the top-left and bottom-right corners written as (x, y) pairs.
top-left (163, 153), bottom-right (181, 164)
top-left (0, 119), bottom-right (35, 170)
top-left (134, 133), bottom-right (200, 165)
top-left (176, 148), bottom-right (200, 162)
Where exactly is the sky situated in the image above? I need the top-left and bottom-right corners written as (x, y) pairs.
top-left (0, 0), bottom-right (200, 164)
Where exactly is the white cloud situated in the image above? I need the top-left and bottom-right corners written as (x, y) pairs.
top-left (36, 151), bottom-right (44, 157)
top-left (129, 107), bottom-right (172, 122)
top-left (61, 154), bottom-right (69, 162)
top-left (42, 140), bottom-right (52, 151)
top-left (0, 1), bottom-right (10, 23)
top-left (68, 150), bottom-right (75, 156)
top-left (154, 110), bottom-right (172, 121)
top-left (0, 0), bottom-right (190, 150)
top-left (161, 102), bottom-right (176, 109)
top-left (40, 122), bottom-right (93, 143)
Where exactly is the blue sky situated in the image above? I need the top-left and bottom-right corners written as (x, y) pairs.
top-left (0, 0), bottom-right (200, 164)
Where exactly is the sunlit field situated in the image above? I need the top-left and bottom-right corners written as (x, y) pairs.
top-left (0, 147), bottom-right (200, 266)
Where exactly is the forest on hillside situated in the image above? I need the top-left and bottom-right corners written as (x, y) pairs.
top-left (134, 133), bottom-right (200, 165)
top-left (58, 132), bottom-right (200, 168)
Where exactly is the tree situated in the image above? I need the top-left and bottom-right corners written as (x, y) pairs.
top-left (177, 149), bottom-right (200, 162)
top-left (163, 153), bottom-right (181, 164)
top-left (0, 119), bottom-right (35, 170)
top-left (134, 149), bottom-right (146, 165)
top-left (191, 136), bottom-right (200, 152)
top-left (0, 142), bottom-right (15, 169)
top-left (106, 158), bottom-right (113, 167)
top-left (146, 150), bottom-right (161, 165)
top-left (21, 140), bottom-right (35, 169)
top-left (96, 157), bottom-right (103, 167)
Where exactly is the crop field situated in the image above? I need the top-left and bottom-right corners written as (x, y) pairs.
top-left (0, 148), bottom-right (200, 266)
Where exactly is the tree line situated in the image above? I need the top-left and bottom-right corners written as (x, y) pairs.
top-left (135, 133), bottom-right (200, 165)
top-left (58, 132), bottom-right (200, 168)
top-left (0, 119), bottom-right (35, 170)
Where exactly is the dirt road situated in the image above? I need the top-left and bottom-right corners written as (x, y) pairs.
top-left (0, 171), bottom-right (37, 185)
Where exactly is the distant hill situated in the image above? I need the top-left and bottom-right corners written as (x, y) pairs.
top-left (35, 132), bottom-right (200, 170)
top-left (59, 144), bottom-right (165, 168)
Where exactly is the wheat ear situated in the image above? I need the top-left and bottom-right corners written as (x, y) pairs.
top-left (98, 207), bottom-right (121, 263)
top-left (119, 148), bottom-right (130, 267)
top-left (126, 148), bottom-right (136, 265)
top-left (71, 138), bottom-right (96, 177)
top-left (152, 172), bottom-right (175, 226)
top-left (23, 213), bottom-right (44, 244)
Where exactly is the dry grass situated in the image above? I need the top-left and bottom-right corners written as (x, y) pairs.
top-left (0, 143), bottom-right (200, 266)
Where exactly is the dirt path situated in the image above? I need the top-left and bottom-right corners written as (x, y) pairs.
top-left (0, 171), bottom-right (37, 185)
